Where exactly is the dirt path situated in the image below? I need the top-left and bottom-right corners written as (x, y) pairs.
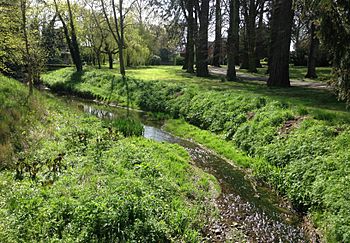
top-left (209, 66), bottom-right (329, 89)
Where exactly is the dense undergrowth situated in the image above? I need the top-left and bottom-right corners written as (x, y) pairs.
top-left (0, 75), bottom-right (45, 170)
top-left (0, 75), bottom-right (219, 242)
top-left (42, 67), bottom-right (350, 242)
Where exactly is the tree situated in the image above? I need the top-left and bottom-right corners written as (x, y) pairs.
top-left (101, 0), bottom-right (127, 76)
top-left (227, 0), bottom-right (239, 81)
top-left (21, 0), bottom-right (34, 94)
top-left (255, 0), bottom-right (267, 68)
top-left (195, 0), bottom-right (210, 77)
top-left (212, 0), bottom-right (222, 67)
top-left (54, 0), bottom-right (83, 72)
top-left (267, 0), bottom-right (293, 87)
top-left (0, 0), bottom-right (23, 74)
top-left (305, 21), bottom-right (319, 78)
top-left (84, 1), bottom-right (108, 69)
top-left (19, 0), bottom-right (47, 95)
top-left (182, 0), bottom-right (195, 73)
top-left (299, 1), bottom-right (320, 79)
top-left (245, 0), bottom-right (258, 73)
top-left (319, 0), bottom-right (350, 105)
top-left (101, 0), bottom-right (136, 115)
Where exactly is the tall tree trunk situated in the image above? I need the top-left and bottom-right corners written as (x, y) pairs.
top-left (212, 0), bottom-right (222, 67)
top-left (97, 52), bottom-right (101, 69)
top-left (227, 0), bottom-right (239, 81)
top-left (66, 0), bottom-right (82, 72)
top-left (186, 0), bottom-right (195, 73)
top-left (267, 0), bottom-right (293, 87)
top-left (240, 26), bottom-right (249, 69)
top-left (108, 0), bottom-right (126, 77)
top-left (108, 52), bottom-right (114, 69)
top-left (255, 0), bottom-right (265, 68)
top-left (246, 0), bottom-right (257, 73)
top-left (240, 4), bottom-right (249, 70)
top-left (305, 21), bottom-right (319, 79)
top-left (196, 0), bottom-right (210, 77)
top-left (20, 0), bottom-right (33, 95)
top-left (181, 0), bottom-right (188, 70)
top-left (183, 42), bottom-right (189, 70)
top-left (54, 0), bottom-right (83, 72)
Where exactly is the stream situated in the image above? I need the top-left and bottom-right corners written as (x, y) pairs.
top-left (61, 96), bottom-right (309, 242)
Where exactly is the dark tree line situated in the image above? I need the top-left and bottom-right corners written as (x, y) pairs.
top-left (179, 0), bottom-right (294, 86)
top-left (178, 0), bottom-right (348, 91)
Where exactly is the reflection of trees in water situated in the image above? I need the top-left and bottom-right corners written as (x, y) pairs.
top-left (83, 105), bottom-right (115, 119)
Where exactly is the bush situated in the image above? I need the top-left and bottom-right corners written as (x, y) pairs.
top-left (175, 55), bottom-right (185, 66)
top-left (110, 118), bottom-right (144, 137)
top-left (148, 55), bottom-right (161, 65)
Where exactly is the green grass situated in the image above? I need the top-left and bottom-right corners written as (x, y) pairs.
top-left (164, 119), bottom-right (254, 168)
top-left (238, 65), bottom-right (332, 82)
top-left (0, 75), bottom-right (46, 170)
top-left (42, 66), bottom-right (350, 241)
top-left (110, 118), bottom-right (144, 137)
top-left (128, 66), bottom-right (344, 115)
top-left (43, 66), bottom-right (347, 115)
top-left (0, 75), bottom-right (220, 242)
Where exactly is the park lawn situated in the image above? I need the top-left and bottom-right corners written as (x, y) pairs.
top-left (42, 66), bottom-right (350, 242)
top-left (237, 65), bottom-right (332, 82)
top-left (127, 66), bottom-right (347, 119)
top-left (44, 65), bottom-right (347, 117)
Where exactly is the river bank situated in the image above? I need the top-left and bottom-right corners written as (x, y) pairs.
top-left (0, 75), bottom-right (220, 242)
top-left (41, 66), bottom-right (350, 242)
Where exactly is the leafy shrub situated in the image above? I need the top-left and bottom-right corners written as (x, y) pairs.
top-left (111, 118), bottom-right (144, 137)
top-left (148, 55), bottom-right (161, 65)
top-left (175, 55), bottom-right (185, 66)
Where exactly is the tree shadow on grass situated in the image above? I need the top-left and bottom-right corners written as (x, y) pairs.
top-left (69, 70), bottom-right (84, 85)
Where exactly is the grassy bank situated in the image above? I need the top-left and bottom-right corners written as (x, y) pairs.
top-left (42, 66), bottom-right (350, 242)
top-left (0, 75), bottom-right (219, 242)
top-left (0, 75), bottom-right (45, 170)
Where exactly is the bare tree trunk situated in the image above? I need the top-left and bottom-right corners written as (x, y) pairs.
top-left (196, 0), bottom-right (210, 77)
top-left (246, 0), bottom-right (257, 73)
top-left (97, 52), bottom-right (101, 69)
top-left (240, 27), bottom-right (249, 69)
top-left (212, 0), bottom-right (222, 67)
top-left (20, 0), bottom-right (33, 95)
top-left (227, 0), bottom-right (239, 81)
top-left (183, 41), bottom-right (189, 70)
top-left (267, 0), bottom-right (293, 87)
top-left (54, 0), bottom-right (83, 72)
top-left (240, 5), bottom-right (249, 70)
top-left (108, 52), bottom-right (114, 69)
top-left (67, 0), bottom-right (82, 72)
top-left (109, 0), bottom-right (126, 77)
top-left (305, 22), bottom-right (319, 79)
top-left (255, 0), bottom-right (265, 68)
top-left (186, 0), bottom-right (195, 73)
top-left (101, 0), bottom-right (129, 115)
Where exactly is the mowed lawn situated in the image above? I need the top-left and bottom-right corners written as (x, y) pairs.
top-left (126, 65), bottom-right (347, 120)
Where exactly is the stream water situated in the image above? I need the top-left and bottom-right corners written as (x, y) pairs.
top-left (61, 96), bottom-right (308, 242)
